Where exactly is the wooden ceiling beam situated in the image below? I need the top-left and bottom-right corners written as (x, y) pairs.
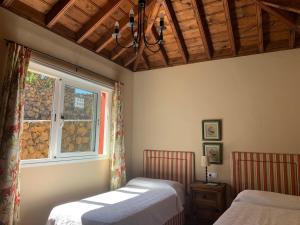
top-left (77, 0), bottom-right (126, 44)
top-left (7, 0), bottom-right (45, 26)
top-left (256, 0), bottom-right (300, 34)
top-left (163, 0), bottom-right (189, 63)
top-left (133, 0), bottom-right (163, 71)
top-left (124, 54), bottom-right (149, 69)
top-left (262, 0), bottom-right (300, 15)
top-left (46, 0), bottom-right (76, 28)
top-left (143, 53), bottom-right (150, 69)
top-left (190, 0), bottom-right (213, 59)
top-left (256, 4), bottom-right (264, 52)
top-left (124, 55), bottom-right (137, 67)
top-left (111, 45), bottom-right (129, 61)
top-left (1, 0), bottom-right (14, 7)
top-left (223, 0), bottom-right (236, 56)
top-left (151, 26), bottom-right (168, 66)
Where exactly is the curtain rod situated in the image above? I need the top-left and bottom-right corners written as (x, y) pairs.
top-left (4, 39), bottom-right (124, 86)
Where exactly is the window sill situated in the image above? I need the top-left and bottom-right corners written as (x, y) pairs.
top-left (21, 155), bottom-right (109, 168)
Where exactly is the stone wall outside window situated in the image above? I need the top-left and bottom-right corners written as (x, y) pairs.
top-left (21, 72), bottom-right (95, 160)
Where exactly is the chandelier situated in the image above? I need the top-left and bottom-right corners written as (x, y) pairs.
top-left (112, 0), bottom-right (166, 53)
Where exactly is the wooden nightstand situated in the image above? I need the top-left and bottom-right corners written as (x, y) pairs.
top-left (189, 182), bottom-right (226, 225)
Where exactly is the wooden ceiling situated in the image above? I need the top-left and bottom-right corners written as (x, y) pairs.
top-left (1, 0), bottom-right (300, 71)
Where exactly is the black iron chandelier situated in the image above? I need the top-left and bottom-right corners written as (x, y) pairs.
top-left (112, 0), bottom-right (166, 53)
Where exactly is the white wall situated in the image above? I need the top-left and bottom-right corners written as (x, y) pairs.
top-left (130, 49), bottom-right (300, 185)
top-left (0, 8), bottom-right (133, 225)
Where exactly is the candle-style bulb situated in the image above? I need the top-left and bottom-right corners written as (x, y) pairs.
top-left (160, 13), bottom-right (164, 20)
top-left (128, 8), bottom-right (135, 27)
top-left (112, 21), bottom-right (120, 39)
top-left (159, 13), bottom-right (165, 30)
top-left (130, 8), bottom-right (134, 17)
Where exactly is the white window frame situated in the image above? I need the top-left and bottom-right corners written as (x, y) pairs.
top-left (21, 61), bottom-right (113, 166)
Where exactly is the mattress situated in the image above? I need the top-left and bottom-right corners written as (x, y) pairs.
top-left (46, 177), bottom-right (184, 225)
top-left (214, 190), bottom-right (300, 225)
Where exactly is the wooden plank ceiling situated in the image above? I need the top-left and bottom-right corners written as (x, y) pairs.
top-left (1, 0), bottom-right (300, 71)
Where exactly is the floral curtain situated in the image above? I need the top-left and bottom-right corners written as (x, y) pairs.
top-left (0, 43), bottom-right (31, 225)
top-left (110, 82), bottom-right (126, 190)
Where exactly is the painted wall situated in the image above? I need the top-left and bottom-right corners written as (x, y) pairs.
top-left (0, 8), bottom-right (132, 225)
top-left (130, 49), bottom-right (300, 186)
top-left (20, 160), bottom-right (110, 225)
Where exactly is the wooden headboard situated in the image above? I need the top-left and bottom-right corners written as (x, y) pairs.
top-left (143, 149), bottom-right (195, 194)
top-left (232, 152), bottom-right (300, 196)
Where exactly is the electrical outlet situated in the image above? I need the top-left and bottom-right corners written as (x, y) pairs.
top-left (208, 172), bottom-right (217, 180)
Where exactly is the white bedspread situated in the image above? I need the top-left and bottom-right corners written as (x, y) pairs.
top-left (46, 178), bottom-right (184, 225)
top-left (214, 190), bottom-right (300, 225)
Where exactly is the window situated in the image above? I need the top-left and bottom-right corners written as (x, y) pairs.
top-left (21, 61), bottom-right (112, 164)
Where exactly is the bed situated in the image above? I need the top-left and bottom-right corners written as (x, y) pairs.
top-left (46, 150), bottom-right (195, 225)
top-left (214, 190), bottom-right (300, 225)
top-left (214, 151), bottom-right (300, 225)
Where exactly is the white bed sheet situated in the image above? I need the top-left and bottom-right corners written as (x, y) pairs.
top-left (214, 190), bottom-right (300, 225)
top-left (46, 177), bottom-right (184, 225)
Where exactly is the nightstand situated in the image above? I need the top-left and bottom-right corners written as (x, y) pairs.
top-left (189, 182), bottom-right (226, 225)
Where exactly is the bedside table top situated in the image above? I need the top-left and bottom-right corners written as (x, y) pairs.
top-left (190, 181), bottom-right (226, 191)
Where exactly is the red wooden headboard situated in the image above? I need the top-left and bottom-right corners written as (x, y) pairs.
top-left (232, 152), bottom-right (300, 196)
top-left (143, 150), bottom-right (195, 194)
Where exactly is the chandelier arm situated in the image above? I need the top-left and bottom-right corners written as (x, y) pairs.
top-left (144, 36), bottom-right (161, 46)
top-left (145, 46), bottom-right (161, 53)
top-left (144, 29), bottom-right (162, 46)
top-left (115, 36), bottom-right (134, 49)
top-left (130, 25), bottom-right (135, 40)
top-left (142, 4), bottom-right (162, 46)
top-left (144, 41), bottom-right (162, 53)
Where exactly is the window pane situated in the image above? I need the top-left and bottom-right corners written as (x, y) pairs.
top-left (63, 85), bottom-right (95, 120)
top-left (61, 121), bottom-right (92, 152)
top-left (61, 85), bottom-right (97, 153)
top-left (24, 72), bottom-right (55, 120)
top-left (21, 122), bottom-right (51, 159)
top-left (21, 71), bottom-right (55, 160)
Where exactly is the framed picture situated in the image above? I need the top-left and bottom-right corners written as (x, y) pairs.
top-left (203, 143), bottom-right (223, 164)
top-left (202, 119), bottom-right (222, 141)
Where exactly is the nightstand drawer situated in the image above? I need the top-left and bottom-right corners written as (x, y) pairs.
top-left (194, 191), bottom-right (216, 202)
top-left (193, 191), bottom-right (217, 208)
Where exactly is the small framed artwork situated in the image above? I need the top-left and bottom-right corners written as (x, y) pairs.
top-left (202, 119), bottom-right (222, 141)
top-left (203, 143), bottom-right (223, 164)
